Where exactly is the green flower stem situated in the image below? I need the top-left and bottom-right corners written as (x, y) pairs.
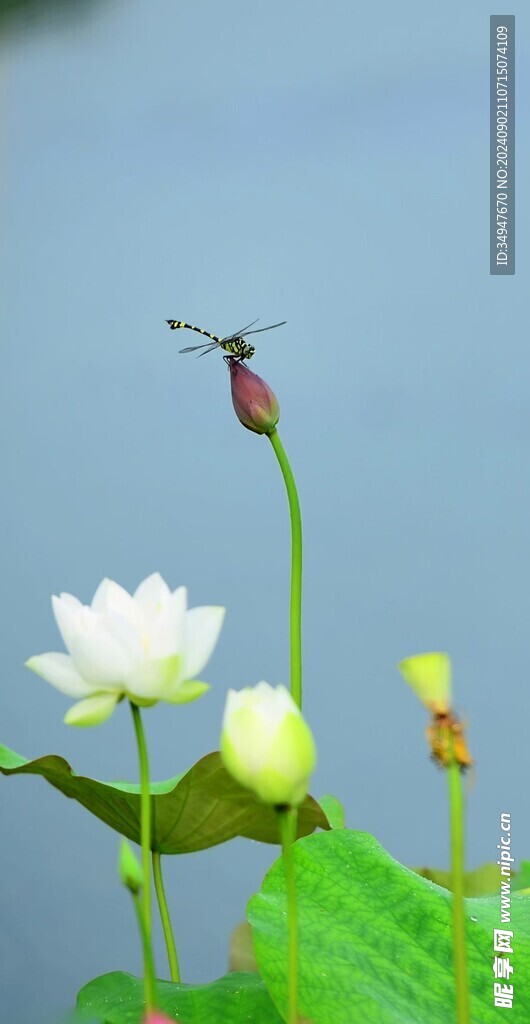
top-left (447, 746), bottom-right (470, 1024)
top-left (132, 891), bottom-right (157, 999)
top-left (153, 851), bottom-right (181, 982)
top-left (277, 807), bottom-right (299, 1024)
top-left (130, 702), bottom-right (156, 1010)
top-left (267, 428), bottom-right (303, 709)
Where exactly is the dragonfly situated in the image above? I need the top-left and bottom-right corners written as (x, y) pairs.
top-left (166, 318), bottom-right (286, 364)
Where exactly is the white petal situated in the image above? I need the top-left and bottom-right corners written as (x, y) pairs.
top-left (183, 606), bottom-right (225, 679)
top-left (52, 594), bottom-right (84, 652)
top-left (58, 593), bottom-right (83, 610)
top-left (104, 611), bottom-right (145, 664)
top-left (133, 573), bottom-right (171, 622)
top-left (64, 692), bottom-right (119, 727)
top-left (262, 683), bottom-right (300, 722)
top-left (149, 586), bottom-right (187, 659)
top-left (222, 698), bottom-right (271, 772)
top-left (126, 654), bottom-right (182, 700)
top-left (222, 687), bottom-right (254, 733)
top-left (66, 617), bottom-right (135, 688)
top-left (25, 652), bottom-right (94, 697)
top-left (91, 578), bottom-right (143, 631)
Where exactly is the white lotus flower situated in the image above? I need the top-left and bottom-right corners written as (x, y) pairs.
top-left (220, 682), bottom-right (316, 807)
top-left (26, 573), bottom-right (225, 726)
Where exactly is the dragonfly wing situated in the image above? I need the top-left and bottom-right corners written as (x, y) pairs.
top-left (179, 342), bottom-right (220, 354)
top-left (223, 319), bottom-right (260, 342)
top-left (242, 320), bottom-right (287, 337)
top-left (197, 343), bottom-right (221, 357)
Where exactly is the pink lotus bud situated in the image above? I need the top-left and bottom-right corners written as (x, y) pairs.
top-left (144, 1014), bottom-right (177, 1024)
top-left (229, 359), bottom-right (280, 435)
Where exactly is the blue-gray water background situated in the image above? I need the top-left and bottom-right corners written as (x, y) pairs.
top-left (2, 2), bottom-right (529, 1020)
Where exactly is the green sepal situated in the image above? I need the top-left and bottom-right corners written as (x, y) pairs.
top-left (165, 680), bottom-right (210, 704)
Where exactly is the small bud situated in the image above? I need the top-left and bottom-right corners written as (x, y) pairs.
top-left (118, 839), bottom-right (143, 895)
top-left (398, 652), bottom-right (451, 715)
top-left (220, 681), bottom-right (316, 807)
top-left (398, 652), bottom-right (473, 770)
top-left (229, 359), bottom-right (280, 434)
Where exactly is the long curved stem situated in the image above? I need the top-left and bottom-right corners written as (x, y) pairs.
top-left (448, 753), bottom-right (469, 1024)
top-left (267, 428), bottom-right (303, 709)
top-left (153, 851), bottom-right (181, 982)
top-left (132, 892), bottom-right (157, 997)
top-left (130, 702), bottom-right (156, 1010)
top-left (277, 807), bottom-right (299, 1024)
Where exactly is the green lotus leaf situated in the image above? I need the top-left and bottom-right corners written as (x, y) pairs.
top-left (248, 829), bottom-right (530, 1023)
top-left (413, 860), bottom-right (530, 896)
top-left (0, 743), bottom-right (329, 853)
top-left (76, 971), bottom-right (282, 1023)
top-left (317, 793), bottom-right (345, 830)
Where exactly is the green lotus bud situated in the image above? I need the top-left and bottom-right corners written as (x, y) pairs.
top-left (398, 652), bottom-right (452, 715)
top-left (220, 681), bottom-right (316, 807)
top-left (118, 839), bottom-right (143, 895)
